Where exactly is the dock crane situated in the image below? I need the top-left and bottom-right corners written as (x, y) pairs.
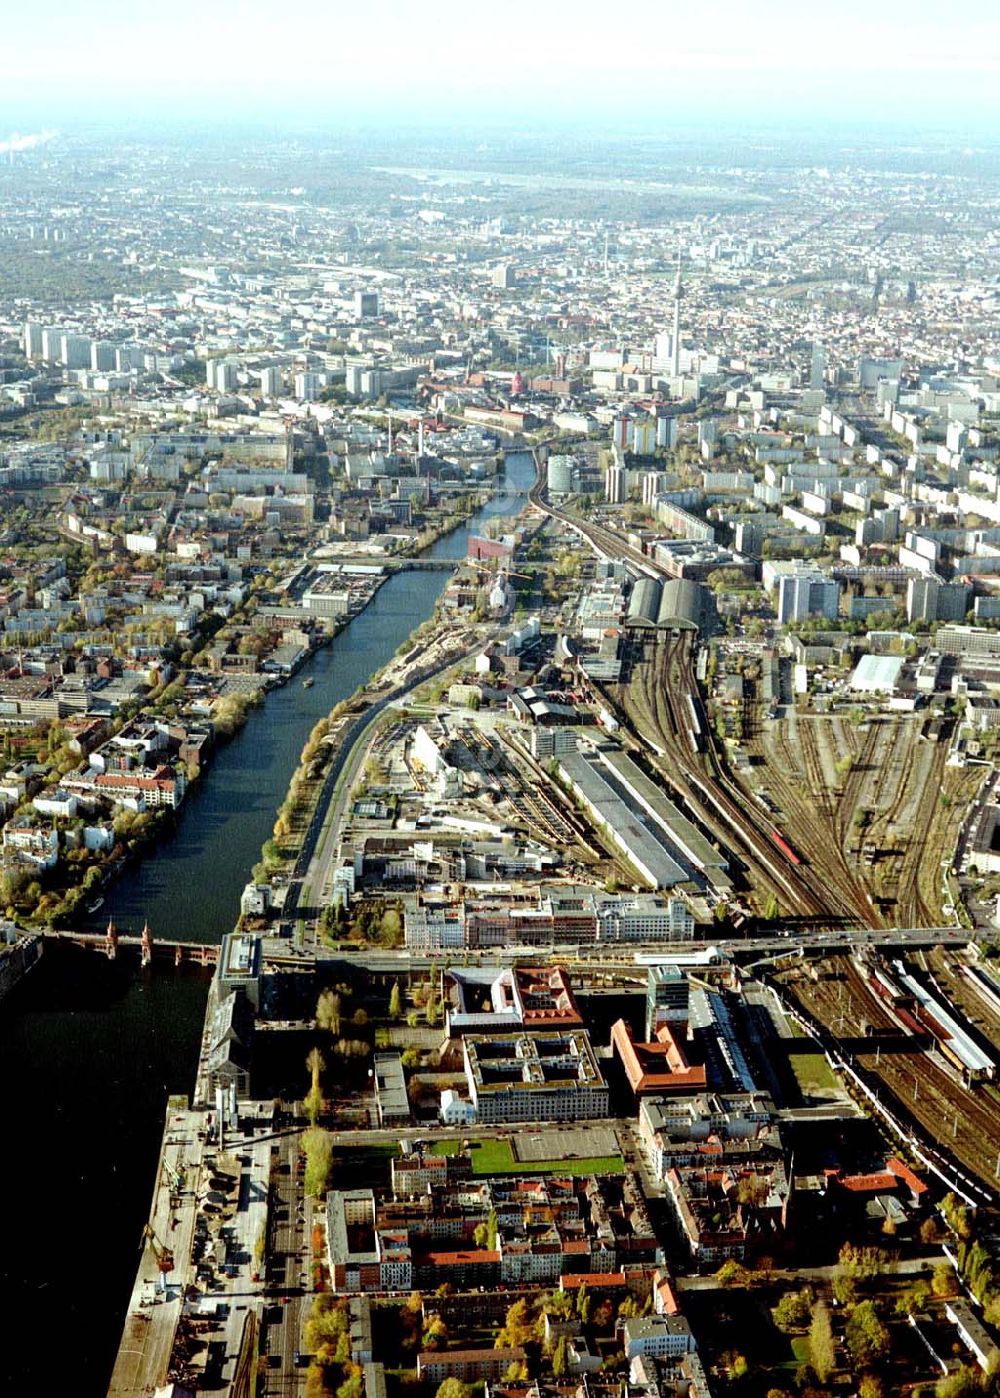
top-left (162, 1156), bottom-right (186, 1195)
top-left (141, 1224), bottom-right (175, 1291)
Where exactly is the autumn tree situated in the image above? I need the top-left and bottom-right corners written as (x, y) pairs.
top-left (845, 1300), bottom-right (890, 1366)
top-left (809, 1300), bottom-right (835, 1383)
top-left (773, 1289), bottom-right (812, 1332)
top-left (552, 1337), bottom-right (568, 1377)
top-left (303, 1128), bottom-right (334, 1197)
top-left (317, 990), bottom-right (342, 1034)
top-left (304, 1047), bottom-right (325, 1125)
top-left (435, 1381), bottom-right (471, 1398)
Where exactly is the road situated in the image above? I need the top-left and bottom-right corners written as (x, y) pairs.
top-left (291, 638), bottom-right (486, 931)
top-left (259, 1127), bottom-right (310, 1396)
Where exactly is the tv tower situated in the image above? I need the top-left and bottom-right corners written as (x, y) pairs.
top-left (671, 249), bottom-right (683, 379)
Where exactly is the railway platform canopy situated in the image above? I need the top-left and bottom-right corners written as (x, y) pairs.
top-left (624, 576), bottom-right (706, 633)
top-left (656, 578), bottom-right (704, 631)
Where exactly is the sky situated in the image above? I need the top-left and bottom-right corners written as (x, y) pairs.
top-left (1, 0), bottom-right (998, 131)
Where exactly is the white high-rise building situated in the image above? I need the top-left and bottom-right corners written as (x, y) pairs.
top-left (777, 573), bottom-right (840, 624)
top-left (353, 290), bottom-right (380, 318)
top-left (642, 471), bottom-right (669, 508)
top-left (656, 416), bottom-right (677, 449)
top-left (91, 341), bottom-right (116, 372)
top-left (207, 359), bottom-right (239, 392)
top-left (810, 342), bottom-right (826, 390)
top-left (60, 334), bottom-right (92, 370)
top-left (295, 371), bottom-right (321, 402)
top-left (23, 322), bottom-right (44, 360)
top-left (605, 464), bottom-right (627, 504)
top-left (260, 367), bottom-right (282, 397)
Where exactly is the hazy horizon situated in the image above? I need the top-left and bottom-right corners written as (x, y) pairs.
top-left (1, 0), bottom-right (998, 133)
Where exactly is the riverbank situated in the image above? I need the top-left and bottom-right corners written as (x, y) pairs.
top-left (0, 451), bottom-right (538, 1398)
top-left (0, 931), bottom-right (43, 1007)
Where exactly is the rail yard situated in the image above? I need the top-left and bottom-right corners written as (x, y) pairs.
top-left (776, 949), bottom-right (1000, 1191)
top-left (747, 709), bottom-right (986, 928)
top-left (532, 454), bottom-right (989, 932)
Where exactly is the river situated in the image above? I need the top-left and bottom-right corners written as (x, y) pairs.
top-left (0, 449), bottom-right (535, 1395)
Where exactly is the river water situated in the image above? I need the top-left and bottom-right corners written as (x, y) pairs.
top-left (0, 450), bottom-right (535, 1395)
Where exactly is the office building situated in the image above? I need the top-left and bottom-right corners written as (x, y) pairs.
top-left (646, 964), bottom-right (690, 1037)
top-left (463, 1030), bottom-right (609, 1123)
top-left (354, 290), bottom-right (381, 318)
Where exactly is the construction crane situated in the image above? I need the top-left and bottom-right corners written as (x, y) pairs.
top-left (141, 1223), bottom-right (175, 1289)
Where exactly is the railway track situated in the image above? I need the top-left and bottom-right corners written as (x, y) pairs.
top-left (645, 634), bottom-right (854, 920)
top-left (531, 461), bottom-right (874, 926)
top-left (795, 719), bottom-right (879, 924)
top-left (782, 954), bottom-right (1000, 1187)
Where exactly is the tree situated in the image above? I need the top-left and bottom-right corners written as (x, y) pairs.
top-left (497, 1299), bottom-right (536, 1349)
top-left (338, 1376), bottom-right (364, 1398)
top-left (932, 1262), bottom-right (957, 1298)
top-left (435, 1381), bottom-right (471, 1398)
top-left (552, 1337), bottom-right (568, 1377)
top-left (935, 1367), bottom-right (984, 1398)
top-left (473, 1210), bottom-right (498, 1250)
top-left (316, 991), bottom-right (342, 1034)
top-left (845, 1300), bottom-right (890, 1366)
top-left (422, 1315), bottom-right (448, 1351)
top-left (389, 981), bottom-right (403, 1018)
top-left (303, 1128), bottom-right (334, 1197)
top-left (895, 1280), bottom-right (930, 1317)
top-left (859, 1376), bottom-right (884, 1398)
top-left (773, 1289), bottom-right (812, 1332)
top-left (304, 1047), bottom-right (325, 1125)
top-left (809, 1300), bottom-right (835, 1383)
